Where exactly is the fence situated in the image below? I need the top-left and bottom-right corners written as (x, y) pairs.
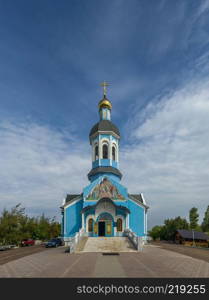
top-left (124, 229), bottom-right (145, 251)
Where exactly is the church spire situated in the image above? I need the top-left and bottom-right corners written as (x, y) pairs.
top-left (100, 81), bottom-right (109, 97)
top-left (98, 81), bottom-right (112, 120)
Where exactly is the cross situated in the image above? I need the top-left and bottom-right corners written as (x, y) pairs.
top-left (100, 81), bottom-right (109, 97)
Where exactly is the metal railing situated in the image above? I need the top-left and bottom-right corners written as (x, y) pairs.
top-left (124, 229), bottom-right (144, 251)
top-left (64, 228), bottom-right (85, 253)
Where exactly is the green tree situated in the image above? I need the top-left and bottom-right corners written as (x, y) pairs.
top-left (0, 203), bottom-right (26, 245)
top-left (202, 205), bottom-right (209, 232)
top-left (162, 216), bottom-right (189, 241)
top-left (189, 207), bottom-right (199, 229)
top-left (148, 225), bottom-right (163, 240)
top-left (149, 217), bottom-right (189, 241)
top-left (0, 204), bottom-right (61, 245)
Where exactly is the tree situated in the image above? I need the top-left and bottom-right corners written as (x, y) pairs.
top-left (149, 216), bottom-right (189, 241)
top-left (0, 204), bottom-right (61, 245)
top-left (189, 207), bottom-right (199, 229)
top-left (202, 205), bottom-right (209, 232)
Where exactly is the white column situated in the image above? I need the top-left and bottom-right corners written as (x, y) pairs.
top-left (126, 214), bottom-right (129, 229)
top-left (82, 213), bottom-right (85, 230)
top-left (117, 140), bottom-right (119, 167)
top-left (99, 135), bottom-right (102, 164)
top-left (92, 143), bottom-right (94, 162)
top-left (110, 135), bottom-right (112, 166)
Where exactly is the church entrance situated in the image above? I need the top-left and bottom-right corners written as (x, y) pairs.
top-left (98, 221), bottom-right (105, 236)
top-left (96, 212), bottom-right (113, 237)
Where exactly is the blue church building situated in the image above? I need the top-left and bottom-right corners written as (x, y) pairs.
top-left (61, 85), bottom-right (149, 241)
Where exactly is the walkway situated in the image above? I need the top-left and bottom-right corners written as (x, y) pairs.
top-left (0, 244), bottom-right (209, 277)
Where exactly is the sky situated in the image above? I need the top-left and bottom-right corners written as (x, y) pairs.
top-left (0, 0), bottom-right (209, 229)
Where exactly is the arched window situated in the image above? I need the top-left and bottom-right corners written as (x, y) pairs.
top-left (95, 145), bottom-right (99, 160)
top-left (102, 144), bottom-right (108, 159)
top-left (117, 218), bottom-right (122, 232)
top-left (88, 218), bottom-right (93, 232)
top-left (112, 146), bottom-right (116, 161)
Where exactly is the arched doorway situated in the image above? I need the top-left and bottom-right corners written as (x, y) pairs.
top-left (97, 212), bottom-right (113, 237)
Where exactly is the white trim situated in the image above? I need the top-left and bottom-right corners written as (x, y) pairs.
top-left (86, 215), bottom-right (96, 232)
top-left (99, 134), bottom-right (102, 161)
top-left (141, 193), bottom-right (146, 205)
top-left (127, 214), bottom-right (130, 229)
top-left (64, 210), bottom-right (66, 234)
top-left (82, 213), bottom-right (84, 230)
top-left (115, 215), bottom-right (125, 232)
top-left (61, 197), bottom-right (65, 206)
top-left (101, 139), bottom-right (109, 160)
top-left (110, 135), bottom-right (112, 165)
top-left (92, 141), bottom-right (99, 161)
top-left (90, 131), bottom-right (120, 142)
top-left (145, 211), bottom-right (148, 235)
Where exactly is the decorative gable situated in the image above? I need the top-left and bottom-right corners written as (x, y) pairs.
top-left (86, 177), bottom-right (125, 200)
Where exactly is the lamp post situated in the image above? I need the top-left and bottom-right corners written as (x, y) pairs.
top-left (192, 229), bottom-right (195, 247)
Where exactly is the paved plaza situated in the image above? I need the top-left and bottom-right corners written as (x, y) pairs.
top-left (0, 242), bottom-right (209, 278)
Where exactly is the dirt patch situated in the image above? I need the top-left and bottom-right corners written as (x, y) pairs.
top-left (151, 241), bottom-right (209, 263)
top-left (0, 245), bottom-right (48, 265)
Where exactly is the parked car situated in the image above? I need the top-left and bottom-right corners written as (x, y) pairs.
top-left (21, 239), bottom-right (35, 247)
top-left (45, 238), bottom-right (63, 248)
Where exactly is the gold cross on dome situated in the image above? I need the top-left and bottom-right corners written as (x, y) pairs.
top-left (100, 81), bottom-right (109, 97)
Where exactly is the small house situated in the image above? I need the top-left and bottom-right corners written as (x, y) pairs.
top-left (175, 229), bottom-right (209, 247)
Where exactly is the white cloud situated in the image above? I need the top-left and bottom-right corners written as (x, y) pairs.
top-left (120, 75), bottom-right (209, 228)
top-left (1, 72), bottom-right (209, 229)
top-left (0, 121), bottom-right (90, 219)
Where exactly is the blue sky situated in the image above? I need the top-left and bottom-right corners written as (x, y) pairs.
top-left (0, 0), bottom-right (209, 228)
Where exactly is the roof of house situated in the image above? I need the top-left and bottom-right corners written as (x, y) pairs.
top-left (88, 166), bottom-right (122, 180)
top-left (177, 229), bottom-right (209, 240)
top-left (81, 197), bottom-right (130, 214)
top-left (129, 194), bottom-right (143, 203)
top-left (66, 194), bottom-right (82, 203)
top-left (89, 120), bottom-right (120, 138)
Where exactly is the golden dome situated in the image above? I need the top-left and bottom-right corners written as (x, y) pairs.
top-left (98, 97), bottom-right (112, 110)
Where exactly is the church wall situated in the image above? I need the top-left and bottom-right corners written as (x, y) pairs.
top-left (100, 134), bottom-right (111, 140)
top-left (64, 199), bottom-right (83, 237)
top-left (100, 159), bottom-right (111, 166)
top-left (128, 199), bottom-right (145, 236)
top-left (112, 161), bottom-right (118, 168)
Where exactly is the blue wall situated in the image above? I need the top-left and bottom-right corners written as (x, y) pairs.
top-left (64, 199), bottom-right (83, 237)
top-left (128, 199), bottom-right (145, 236)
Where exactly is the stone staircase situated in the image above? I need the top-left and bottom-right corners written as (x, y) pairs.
top-left (78, 237), bottom-right (137, 253)
top-left (75, 236), bottom-right (88, 252)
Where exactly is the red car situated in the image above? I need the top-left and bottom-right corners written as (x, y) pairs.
top-left (21, 239), bottom-right (35, 246)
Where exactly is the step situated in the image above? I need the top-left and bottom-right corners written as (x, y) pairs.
top-left (81, 237), bottom-right (137, 253)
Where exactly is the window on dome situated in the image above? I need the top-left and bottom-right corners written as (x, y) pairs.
top-left (117, 218), bottom-right (122, 232)
top-left (103, 144), bottom-right (108, 159)
top-left (88, 218), bottom-right (93, 232)
top-left (112, 146), bottom-right (116, 161)
top-left (95, 145), bottom-right (99, 160)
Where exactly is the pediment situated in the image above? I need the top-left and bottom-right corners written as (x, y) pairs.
top-left (86, 178), bottom-right (125, 201)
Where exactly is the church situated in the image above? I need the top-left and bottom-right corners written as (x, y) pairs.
top-left (61, 83), bottom-right (149, 241)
